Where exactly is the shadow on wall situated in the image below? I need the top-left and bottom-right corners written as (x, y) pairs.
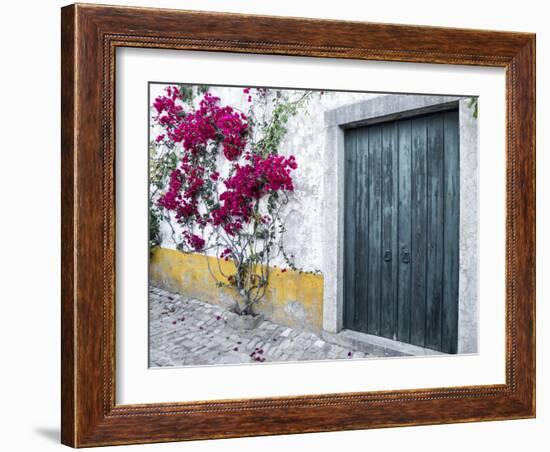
top-left (33, 427), bottom-right (59, 443)
top-left (149, 247), bottom-right (324, 334)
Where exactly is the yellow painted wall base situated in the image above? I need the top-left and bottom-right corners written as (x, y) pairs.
top-left (150, 247), bottom-right (324, 334)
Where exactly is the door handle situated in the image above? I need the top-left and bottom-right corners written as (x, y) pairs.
top-left (384, 250), bottom-right (392, 262)
top-left (401, 247), bottom-right (410, 264)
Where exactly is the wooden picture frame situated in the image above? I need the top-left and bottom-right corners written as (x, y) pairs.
top-left (61, 3), bottom-right (536, 447)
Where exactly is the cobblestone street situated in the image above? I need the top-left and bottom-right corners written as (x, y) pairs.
top-left (149, 286), bottom-right (370, 367)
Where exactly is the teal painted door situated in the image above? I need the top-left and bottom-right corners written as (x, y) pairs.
top-left (343, 109), bottom-right (460, 353)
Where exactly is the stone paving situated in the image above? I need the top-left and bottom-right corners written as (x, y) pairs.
top-left (149, 285), bottom-right (370, 367)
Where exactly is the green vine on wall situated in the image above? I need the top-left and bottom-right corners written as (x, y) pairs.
top-left (468, 97), bottom-right (478, 119)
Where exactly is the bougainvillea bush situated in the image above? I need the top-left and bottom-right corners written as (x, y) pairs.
top-left (150, 85), bottom-right (314, 315)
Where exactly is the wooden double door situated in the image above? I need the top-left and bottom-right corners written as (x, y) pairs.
top-left (343, 109), bottom-right (460, 353)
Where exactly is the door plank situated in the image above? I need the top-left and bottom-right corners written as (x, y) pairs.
top-left (381, 123), bottom-right (397, 339)
top-left (410, 116), bottom-right (428, 347)
top-left (442, 110), bottom-right (460, 353)
top-left (397, 119), bottom-right (412, 342)
top-left (367, 125), bottom-right (382, 335)
top-left (355, 129), bottom-right (370, 332)
top-left (426, 113), bottom-right (445, 350)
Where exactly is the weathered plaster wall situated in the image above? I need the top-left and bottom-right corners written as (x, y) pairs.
top-left (150, 247), bottom-right (324, 334)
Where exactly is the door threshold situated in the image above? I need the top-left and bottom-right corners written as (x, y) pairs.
top-left (322, 329), bottom-right (446, 357)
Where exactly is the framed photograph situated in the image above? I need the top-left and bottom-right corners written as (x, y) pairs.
top-left (61, 3), bottom-right (536, 447)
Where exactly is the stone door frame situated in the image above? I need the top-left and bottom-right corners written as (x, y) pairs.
top-left (322, 94), bottom-right (479, 354)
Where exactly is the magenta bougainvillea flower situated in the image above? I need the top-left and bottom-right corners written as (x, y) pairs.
top-left (154, 87), bottom-right (297, 251)
top-left (210, 154), bottom-right (297, 235)
top-left (155, 91), bottom-right (248, 161)
top-left (182, 232), bottom-right (205, 251)
top-left (151, 85), bottom-right (306, 315)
